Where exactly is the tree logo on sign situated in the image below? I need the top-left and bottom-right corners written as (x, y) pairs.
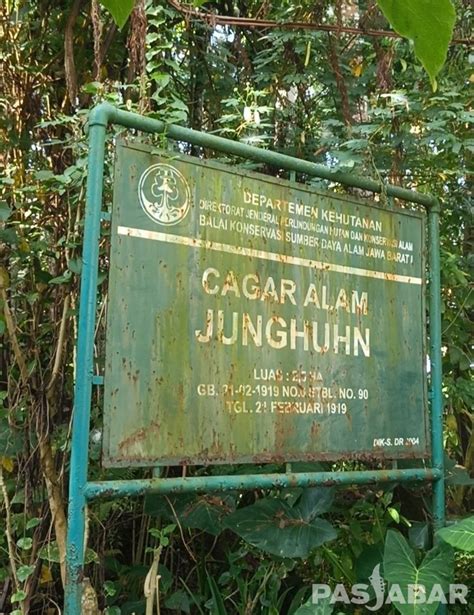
top-left (138, 163), bottom-right (191, 225)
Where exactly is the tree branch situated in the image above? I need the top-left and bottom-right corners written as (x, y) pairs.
top-left (1, 287), bottom-right (28, 387)
top-left (326, 33), bottom-right (352, 128)
top-left (64, 0), bottom-right (86, 106)
top-left (46, 294), bottom-right (70, 395)
top-left (0, 467), bottom-right (24, 614)
top-left (166, 0), bottom-right (472, 45)
top-left (38, 438), bottom-right (68, 588)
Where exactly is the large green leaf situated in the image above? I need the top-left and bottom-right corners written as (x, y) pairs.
top-left (164, 590), bottom-right (192, 614)
top-left (437, 516), bottom-right (474, 552)
top-left (383, 530), bottom-right (454, 615)
top-left (444, 454), bottom-right (474, 486)
top-left (294, 596), bottom-right (334, 614)
top-left (224, 488), bottom-right (337, 558)
top-left (376, 0), bottom-right (456, 87)
top-left (0, 202), bottom-right (11, 222)
top-left (100, 0), bottom-right (136, 29)
top-left (145, 493), bottom-right (236, 536)
top-left (298, 486), bottom-right (335, 520)
top-left (408, 523), bottom-right (430, 551)
top-left (355, 543), bottom-right (385, 582)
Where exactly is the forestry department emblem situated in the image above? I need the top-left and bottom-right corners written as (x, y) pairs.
top-left (138, 163), bottom-right (191, 225)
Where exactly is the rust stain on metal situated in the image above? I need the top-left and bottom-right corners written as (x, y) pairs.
top-left (103, 141), bottom-right (430, 467)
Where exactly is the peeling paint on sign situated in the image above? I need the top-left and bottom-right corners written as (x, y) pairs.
top-left (103, 141), bottom-right (429, 466)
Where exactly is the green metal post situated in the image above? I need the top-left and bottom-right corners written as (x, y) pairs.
top-left (64, 109), bottom-right (108, 614)
top-left (428, 206), bottom-right (446, 615)
top-left (428, 203), bottom-right (445, 532)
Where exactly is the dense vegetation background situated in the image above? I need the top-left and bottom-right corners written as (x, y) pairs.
top-left (0, 0), bottom-right (472, 613)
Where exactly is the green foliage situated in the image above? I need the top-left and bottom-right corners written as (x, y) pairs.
top-left (294, 596), bottom-right (335, 614)
top-left (99, 0), bottom-right (459, 85)
top-left (377, 0), bottom-right (456, 88)
top-left (206, 571), bottom-right (228, 615)
top-left (145, 493), bottom-right (236, 535)
top-left (224, 488), bottom-right (337, 558)
top-left (100, 0), bottom-right (136, 29)
top-left (437, 516), bottom-right (474, 552)
top-left (408, 523), bottom-right (430, 551)
top-left (165, 589), bottom-right (192, 613)
top-left (16, 565), bottom-right (35, 583)
top-left (148, 522), bottom-right (176, 548)
top-left (383, 530), bottom-right (455, 614)
top-left (1, 0), bottom-right (471, 612)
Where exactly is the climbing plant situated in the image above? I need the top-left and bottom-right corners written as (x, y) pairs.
top-left (1, 0), bottom-right (471, 613)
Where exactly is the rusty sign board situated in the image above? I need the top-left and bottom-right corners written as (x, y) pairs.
top-left (103, 140), bottom-right (429, 466)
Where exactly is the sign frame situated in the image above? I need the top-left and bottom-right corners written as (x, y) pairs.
top-left (64, 104), bottom-right (445, 614)
top-left (103, 141), bottom-right (430, 466)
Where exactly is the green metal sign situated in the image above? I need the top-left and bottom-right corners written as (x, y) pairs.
top-left (65, 105), bottom-right (445, 615)
top-left (103, 141), bottom-right (429, 465)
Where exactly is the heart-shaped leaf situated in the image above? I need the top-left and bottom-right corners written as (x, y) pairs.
top-left (383, 530), bottom-right (454, 615)
top-left (437, 516), bottom-right (474, 552)
top-left (100, 0), bottom-right (136, 29)
top-left (225, 490), bottom-right (337, 559)
top-left (298, 487), bottom-right (335, 521)
top-left (377, 0), bottom-right (456, 88)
